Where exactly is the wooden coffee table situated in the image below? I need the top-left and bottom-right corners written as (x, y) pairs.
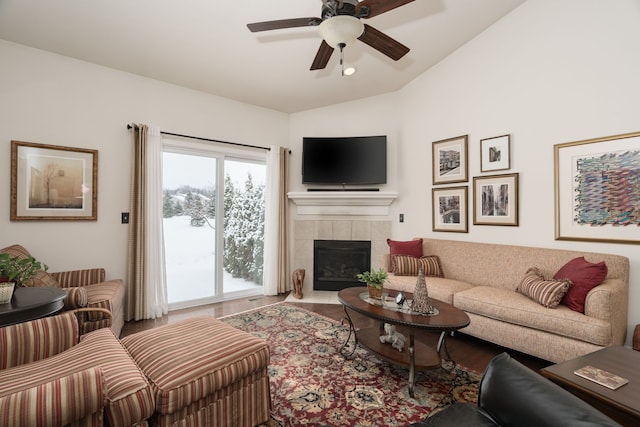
top-left (540, 346), bottom-right (640, 426)
top-left (338, 286), bottom-right (470, 397)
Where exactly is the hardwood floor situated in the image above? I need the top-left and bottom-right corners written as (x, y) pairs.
top-left (120, 293), bottom-right (551, 374)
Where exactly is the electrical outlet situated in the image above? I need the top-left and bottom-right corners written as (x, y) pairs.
top-left (121, 212), bottom-right (129, 224)
top-left (399, 213), bottom-right (404, 223)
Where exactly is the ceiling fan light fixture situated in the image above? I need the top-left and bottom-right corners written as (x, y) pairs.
top-left (343, 66), bottom-right (356, 76)
top-left (318, 15), bottom-right (364, 48)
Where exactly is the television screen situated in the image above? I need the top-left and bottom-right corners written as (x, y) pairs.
top-left (302, 136), bottom-right (387, 185)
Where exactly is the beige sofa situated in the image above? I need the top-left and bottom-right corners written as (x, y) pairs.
top-left (383, 238), bottom-right (629, 363)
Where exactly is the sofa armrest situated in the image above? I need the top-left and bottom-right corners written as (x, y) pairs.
top-left (51, 268), bottom-right (106, 288)
top-left (0, 311), bottom-right (79, 369)
top-left (584, 278), bottom-right (628, 345)
top-left (0, 367), bottom-right (105, 427)
top-left (72, 307), bottom-right (113, 338)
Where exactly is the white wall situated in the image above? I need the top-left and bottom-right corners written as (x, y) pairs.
top-left (289, 0), bottom-right (640, 346)
top-left (0, 40), bottom-right (289, 282)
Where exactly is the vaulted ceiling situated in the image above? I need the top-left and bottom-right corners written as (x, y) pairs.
top-left (0, 0), bottom-right (525, 113)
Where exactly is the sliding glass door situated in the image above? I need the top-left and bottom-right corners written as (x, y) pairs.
top-left (162, 141), bottom-right (266, 309)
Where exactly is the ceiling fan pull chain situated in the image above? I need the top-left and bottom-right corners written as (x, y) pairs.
top-left (339, 42), bottom-right (346, 76)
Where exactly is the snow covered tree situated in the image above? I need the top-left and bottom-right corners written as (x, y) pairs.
top-left (184, 191), bottom-right (195, 215)
top-left (223, 173), bottom-right (265, 284)
top-left (163, 191), bottom-right (175, 218)
top-left (190, 195), bottom-right (206, 227)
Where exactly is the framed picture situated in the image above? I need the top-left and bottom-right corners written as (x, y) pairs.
top-left (432, 186), bottom-right (468, 233)
top-left (554, 131), bottom-right (640, 244)
top-left (432, 135), bottom-right (468, 184)
top-left (480, 134), bottom-right (510, 172)
top-left (11, 141), bottom-right (98, 221)
top-left (473, 173), bottom-right (519, 226)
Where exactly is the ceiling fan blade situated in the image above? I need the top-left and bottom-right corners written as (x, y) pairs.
top-left (356, 0), bottom-right (415, 19)
top-left (247, 17), bottom-right (322, 32)
top-left (358, 24), bottom-right (409, 60)
top-left (310, 40), bottom-right (334, 70)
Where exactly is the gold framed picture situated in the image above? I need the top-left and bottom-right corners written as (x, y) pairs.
top-left (11, 141), bottom-right (98, 221)
top-left (554, 131), bottom-right (640, 244)
top-left (432, 186), bottom-right (468, 233)
top-left (432, 135), bottom-right (468, 185)
top-left (473, 173), bottom-right (519, 226)
top-left (480, 134), bottom-right (510, 172)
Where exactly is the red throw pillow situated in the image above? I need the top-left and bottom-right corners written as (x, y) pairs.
top-left (387, 238), bottom-right (423, 272)
top-left (554, 257), bottom-right (608, 313)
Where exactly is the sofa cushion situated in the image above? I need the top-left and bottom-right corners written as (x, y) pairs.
top-left (393, 255), bottom-right (444, 277)
top-left (63, 287), bottom-right (88, 309)
top-left (517, 267), bottom-right (571, 308)
top-left (554, 257), bottom-right (608, 313)
top-left (454, 286), bottom-right (612, 346)
top-left (0, 311), bottom-right (80, 369)
top-left (121, 316), bottom-right (270, 416)
top-left (0, 328), bottom-right (154, 427)
top-left (385, 276), bottom-right (474, 305)
top-left (387, 238), bottom-right (423, 272)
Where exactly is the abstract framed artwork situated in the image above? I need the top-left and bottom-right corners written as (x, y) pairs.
top-left (432, 186), bottom-right (468, 233)
top-left (11, 140), bottom-right (98, 221)
top-left (554, 131), bottom-right (640, 244)
top-left (432, 135), bottom-right (468, 185)
top-left (480, 134), bottom-right (510, 172)
top-left (473, 173), bottom-right (519, 226)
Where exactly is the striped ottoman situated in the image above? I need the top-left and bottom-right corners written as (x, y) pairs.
top-left (121, 316), bottom-right (271, 427)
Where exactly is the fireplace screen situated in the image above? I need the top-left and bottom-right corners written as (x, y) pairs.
top-left (313, 240), bottom-right (371, 291)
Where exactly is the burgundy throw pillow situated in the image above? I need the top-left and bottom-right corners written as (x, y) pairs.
top-left (554, 257), bottom-right (608, 313)
top-left (387, 238), bottom-right (423, 272)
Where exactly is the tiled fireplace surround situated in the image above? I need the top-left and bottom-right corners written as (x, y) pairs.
top-left (293, 219), bottom-right (392, 296)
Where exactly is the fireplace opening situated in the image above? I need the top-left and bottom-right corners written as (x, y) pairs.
top-left (313, 240), bottom-right (371, 291)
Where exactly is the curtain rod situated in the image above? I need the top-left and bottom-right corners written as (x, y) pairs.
top-left (127, 124), bottom-right (271, 152)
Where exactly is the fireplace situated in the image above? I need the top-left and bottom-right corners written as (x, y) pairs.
top-left (313, 240), bottom-right (371, 291)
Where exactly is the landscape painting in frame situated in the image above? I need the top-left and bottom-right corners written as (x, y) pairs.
top-left (11, 141), bottom-right (98, 220)
top-left (554, 131), bottom-right (640, 244)
top-left (432, 135), bottom-right (468, 184)
top-left (432, 186), bottom-right (468, 233)
top-left (473, 173), bottom-right (519, 226)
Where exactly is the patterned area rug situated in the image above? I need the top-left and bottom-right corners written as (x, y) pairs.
top-left (221, 303), bottom-right (480, 427)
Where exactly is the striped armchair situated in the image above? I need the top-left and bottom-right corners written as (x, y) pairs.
top-left (0, 244), bottom-right (125, 337)
top-left (0, 310), bottom-right (154, 427)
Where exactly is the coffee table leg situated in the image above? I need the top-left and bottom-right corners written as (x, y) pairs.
top-left (437, 331), bottom-right (456, 371)
top-left (408, 332), bottom-right (416, 398)
top-left (339, 306), bottom-right (358, 358)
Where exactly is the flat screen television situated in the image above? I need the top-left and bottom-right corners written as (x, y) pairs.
top-left (302, 135), bottom-right (387, 185)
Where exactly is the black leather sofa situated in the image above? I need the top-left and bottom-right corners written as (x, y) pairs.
top-left (411, 352), bottom-right (620, 427)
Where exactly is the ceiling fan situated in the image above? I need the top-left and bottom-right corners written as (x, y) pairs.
top-left (247, 0), bottom-right (414, 71)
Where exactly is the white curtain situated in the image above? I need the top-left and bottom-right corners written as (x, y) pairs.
top-left (263, 145), bottom-right (289, 295)
top-left (144, 126), bottom-right (169, 318)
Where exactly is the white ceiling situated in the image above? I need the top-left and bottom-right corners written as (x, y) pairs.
top-left (0, 0), bottom-right (525, 113)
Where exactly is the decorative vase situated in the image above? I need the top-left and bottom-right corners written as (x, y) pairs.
top-left (411, 268), bottom-right (432, 313)
top-left (367, 284), bottom-right (383, 299)
top-left (0, 282), bottom-right (15, 304)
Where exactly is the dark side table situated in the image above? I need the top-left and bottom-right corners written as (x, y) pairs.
top-left (0, 287), bottom-right (67, 327)
top-left (540, 346), bottom-right (640, 426)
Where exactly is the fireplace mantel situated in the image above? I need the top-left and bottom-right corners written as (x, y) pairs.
top-left (288, 191), bottom-right (398, 215)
